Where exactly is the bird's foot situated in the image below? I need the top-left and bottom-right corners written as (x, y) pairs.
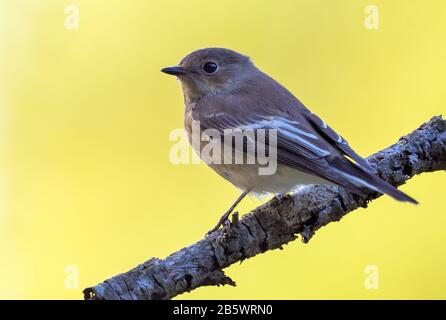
top-left (206, 211), bottom-right (239, 236)
top-left (205, 191), bottom-right (248, 236)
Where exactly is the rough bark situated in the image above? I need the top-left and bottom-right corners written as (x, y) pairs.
top-left (84, 116), bottom-right (446, 300)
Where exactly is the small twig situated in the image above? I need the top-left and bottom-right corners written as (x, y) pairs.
top-left (231, 211), bottom-right (239, 226)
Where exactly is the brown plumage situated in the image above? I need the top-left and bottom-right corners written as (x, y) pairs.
top-left (162, 48), bottom-right (417, 233)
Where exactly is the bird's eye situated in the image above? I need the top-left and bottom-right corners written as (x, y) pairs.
top-left (203, 62), bottom-right (218, 74)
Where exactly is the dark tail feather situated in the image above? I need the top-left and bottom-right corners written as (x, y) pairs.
top-left (364, 172), bottom-right (418, 204)
top-left (331, 158), bottom-right (418, 204)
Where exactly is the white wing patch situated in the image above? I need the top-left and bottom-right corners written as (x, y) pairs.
top-left (240, 117), bottom-right (330, 157)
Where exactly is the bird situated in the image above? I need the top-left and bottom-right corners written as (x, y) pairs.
top-left (161, 47), bottom-right (417, 235)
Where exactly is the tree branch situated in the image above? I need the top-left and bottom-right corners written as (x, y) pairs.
top-left (84, 116), bottom-right (446, 300)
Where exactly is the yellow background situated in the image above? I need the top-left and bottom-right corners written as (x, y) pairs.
top-left (0, 0), bottom-right (445, 299)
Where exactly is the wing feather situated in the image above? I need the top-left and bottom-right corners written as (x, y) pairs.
top-left (304, 111), bottom-right (374, 172)
top-left (197, 109), bottom-right (367, 196)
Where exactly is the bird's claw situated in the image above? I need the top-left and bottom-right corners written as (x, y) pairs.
top-left (205, 211), bottom-right (239, 237)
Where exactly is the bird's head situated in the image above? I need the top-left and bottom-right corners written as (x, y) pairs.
top-left (162, 48), bottom-right (254, 102)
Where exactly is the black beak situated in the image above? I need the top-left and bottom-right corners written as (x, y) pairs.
top-left (161, 66), bottom-right (186, 76)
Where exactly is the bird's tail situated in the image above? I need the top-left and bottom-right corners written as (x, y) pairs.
top-left (331, 157), bottom-right (418, 204)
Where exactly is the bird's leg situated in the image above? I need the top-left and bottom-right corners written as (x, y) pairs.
top-left (206, 191), bottom-right (248, 236)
